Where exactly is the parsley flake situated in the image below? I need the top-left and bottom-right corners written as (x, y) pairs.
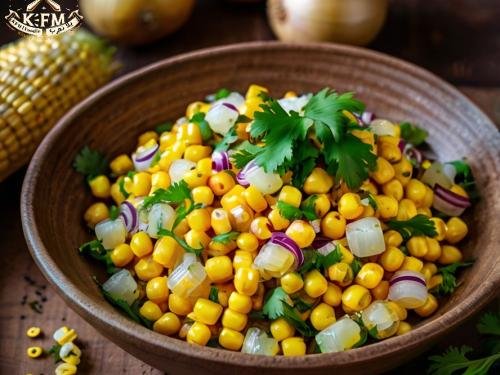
top-left (432, 261), bottom-right (474, 296)
top-left (73, 146), bottom-right (108, 180)
top-left (79, 240), bottom-right (117, 275)
top-left (387, 214), bottom-right (437, 241)
top-left (211, 231), bottom-right (239, 244)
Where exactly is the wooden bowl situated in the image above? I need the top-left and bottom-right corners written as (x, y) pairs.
top-left (21, 42), bottom-right (500, 374)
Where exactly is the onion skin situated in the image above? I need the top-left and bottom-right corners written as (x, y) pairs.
top-left (267, 0), bottom-right (388, 46)
top-left (81, 0), bottom-right (195, 45)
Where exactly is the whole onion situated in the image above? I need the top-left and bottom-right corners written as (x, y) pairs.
top-left (267, 0), bottom-right (388, 46)
top-left (81, 0), bottom-right (195, 45)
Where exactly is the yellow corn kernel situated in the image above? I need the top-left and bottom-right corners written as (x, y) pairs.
top-left (138, 131), bottom-right (158, 146)
top-left (271, 318), bottom-right (296, 341)
top-left (414, 294), bottom-right (438, 317)
top-left (387, 301), bottom-right (407, 321)
top-left (185, 122), bottom-right (202, 145)
top-left (338, 193), bottom-right (364, 220)
top-left (380, 246), bottom-right (405, 272)
top-left (236, 232), bottom-right (259, 252)
top-left (383, 230), bottom-right (404, 247)
top-left (187, 321), bottom-right (211, 346)
top-left (168, 294), bottom-right (193, 316)
top-left (209, 171), bottom-right (236, 196)
top-left (208, 239), bottom-right (237, 257)
top-left (243, 185), bottom-right (268, 212)
top-left (355, 263), bottom-right (384, 289)
top-left (146, 276), bottom-right (169, 304)
top-left (328, 262), bottom-right (353, 287)
top-left (286, 220), bottom-right (316, 248)
top-left (134, 257), bottom-right (164, 281)
top-left (184, 229), bottom-right (211, 249)
top-left (222, 308), bottom-right (248, 331)
top-left (130, 172), bottom-right (152, 197)
top-left (215, 283), bottom-right (236, 308)
top-left (407, 236), bottom-right (428, 258)
top-left (152, 236), bottom-right (182, 269)
top-left (154, 312), bottom-right (181, 336)
top-left (352, 129), bottom-right (375, 148)
top-left (219, 327), bottom-right (245, 351)
top-left (139, 301), bottom-right (163, 321)
top-left (130, 231), bottom-right (153, 257)
top-left (228, 292), bottom-right (253, 314)
top-left (417, 207), bottom-right (432, 216)
top-left (321, 211), bottom-right (346, 240)
top-left (234, 267), bottom-right (259, 296)
top-left (191, 186), bottom-right (214, 207)
top-left (438, 245), bottom-right (463, 265)
top-left (268, 208), bottom-right (290, 231)
top-left (55, 363), bottom-right (77, 375)
top-left (378, 142), bottom-right (402, 163)
top-left (393, 157), bottom-right (413, 186)
top-left (421, 186), bottom-right (434, 208)
top-left (26, 327), bottom-right (41, 338)
top-left (187, 208), bottom-right (211, 232)
top-left (382, 179), bottom-right (404, 201)
top-left (371, 157), bottom-right (395, 185)
top-left (250, 217), bottom-right (273, 240)
top-left (184, 145), bottom-right (211, 162)
top-left (246, 84), bottom-right (269, 99)
top-left (193, 298), bottom-right (223, 325)
top-left (399, 256), bottom-right (423, 272)
top-left (427, 274), bottom-right (443, 290)
top-left (303, 168), bottom-right (334, 194)
top-left (232, 250), bottom-right (254, 271)
top-left (282, 337), bottom-right (307, 356)
top-left (405, 179), bottom-right (427, 207)
top-left (110, 154), bottom-right (133, 175)
top-left (445, 217), bottom-right (468, 244)
top-left (205, 256), bottom-right (233, 283)
top-left (376, 195), bottom-right (399, 219)
top-left (397, 321), bottom-right (412, 335)
top-left (111, 243), bottom-right (134, 267)
top-left (304, 270), bottom-right (328, 298)
top-left (27, 346), bottom-right (43, 359)
top-left (183, 169), bottom-right (209, 189)
top-left (342, 285), bottom-right (372, 313)
top-left (396, 199), bottom-right (418, 221)
top-left (84, 202), bottom-right (109, 227)
top-left (89, 175), bottom-right (111, 198)
top-left (278, 185), bottom-right (302, 207)
top-left (313, 194), bottom-right (331, 218)
top-left (211, 208), bottom-right (232, 235)
top-left (338, 244), bottom-right (354, 264)
top-left (53, 327), bottom-right (77, 345)
top-left (429, 217), bottom-right (447, 241)
top-left (371, 280), bottom-right (389, 300)
top-left (310, 303), bottom-right (336, 331)
top-left (322, 283), bottom-right (342, 307)
top-left (150, 171), bottom-right (170, 192)
top-left (280, 272), bottom-right (304, 294)
top-left (423, 237), bottom-right (441, 262)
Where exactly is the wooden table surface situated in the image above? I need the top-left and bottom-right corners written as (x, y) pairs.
top-left (0, 1), bottom-right (498, 374)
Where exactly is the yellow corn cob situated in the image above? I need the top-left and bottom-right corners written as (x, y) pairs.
top-left (0, 30), bottom-right (117, 181)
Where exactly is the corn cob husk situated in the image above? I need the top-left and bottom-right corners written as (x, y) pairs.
top-left (0, 30), bottom-right (117, 181)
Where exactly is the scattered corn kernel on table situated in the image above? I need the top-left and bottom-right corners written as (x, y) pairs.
top-left (0, 0), bottom-right (499, 373)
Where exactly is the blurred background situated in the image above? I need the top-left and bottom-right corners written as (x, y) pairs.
top-left (0, 0), bottom-right (498, 373)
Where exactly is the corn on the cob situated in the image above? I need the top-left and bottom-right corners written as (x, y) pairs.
top-left (0, 30), bottom-right (117, 181)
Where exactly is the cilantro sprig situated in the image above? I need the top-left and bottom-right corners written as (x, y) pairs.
top-left (73, 146), bottom-right (108, 180)
top-left (449, 159), bottom-right (479, 202)
top-left (400, 122), bottom-right (428, 146)
top-left (432, 261), bottom-right (474, 296)
top-left (250, 88), bottom-right (376, 189)
top-left (190, 112), bottom-right (213, 142)
top-left (209, 286), bottom-right (219, 303)
top-left (428, 312), bottom-right (500, 375)
top-left (387, 214), bottom-right (437, 241)
top-left (261, 287), bottom-right (317, 337)
top-left (79, 240), bottom-right (117, 275)
top-left (211, 231), bottom-right (239, 244)
top-left (276, 195), bottom-right (318, 222)
top-left (299, 246), bottom-right (342, 274)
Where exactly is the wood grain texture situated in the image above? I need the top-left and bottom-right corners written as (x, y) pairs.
top-left (20, 42), bottom-right (500, 375)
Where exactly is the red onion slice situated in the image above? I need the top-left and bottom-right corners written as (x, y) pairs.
top-left (388, 270), bottom-right (428, 309)
top-left (236, 160), bottom-right (259, 186)
top-left (120, 201), bottom-right (139, 233)
top-left (361, 111), bottom-right (375, 125)
top-left (222, 102), bottom-right (239, 113)
top-left (270, 232), bottom-right (303, 266)
top-left (212, 151), bottom-right (232, 171)
top-left (133, 144), bottom-right (159, 172)
top-left (389, 274), bottom-right (426, 287)
top-left (434, 184), bottom-right (471, 208)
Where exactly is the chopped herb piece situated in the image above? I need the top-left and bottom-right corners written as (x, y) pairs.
top-left (449, 159), bottom-right (479, 202)
top-left (299, 246), bottom-right (342, 274)
top-left (236, 114), bottom-right (252, 123)
top-left (73, 146), bottom-right (108, 180)
top-left (277, 201), bottom-right (303, 221)
top-left (157, 227), bottom-right (203, 256)
top-left (231, 141), bottom-right (262, 169)
top-left (428, 346), bottom-right (500, 375)
top-left (350, 258), bottom-right (362, 276)
top-left (118, 176), bottom-right (130, 199)
top-left (477, 312), bottom-right (500, 336)
top-left (47, 344), bottom-right (62, 363)
top-left (142, 181), bottom-right (192, 211)
top-left (214, 127), bottom-right (238, 152)
top-left (155, 122), bottom-right (173, 134)
top-left (28, 300), bottom-right (43, 314)
top-left (300, 195), bottom-right (319, 221)
top-left (360, 191), bottom-right (378, 211)
top-left (209, 287), bottom-right (219, 303)
top-left (214, 88), bottom-right (231, 100)
top-left (190, 112), bottom-right (213, 142)
top-left (432, 261), bottom-right (474, 296)
top-left (399, 122), bottom-right (428, 146)
top-left (109, 205), bottom-right (120, 220)
top-left (211, 231), bottom-right (239, 244)
top-left (100, 286), bottom-right (153, 329)
top-left (292, 297), bottom-right (313, 313)
top-left (79, 240), bottom-right (117, 275)
top-left (387, 214), bottom-right (437, 241)
top-left (150, 152), bottom-right (161, 167)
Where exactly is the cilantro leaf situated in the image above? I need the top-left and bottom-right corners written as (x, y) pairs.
top-left (292, 296), bottom-right (313, 313)
top-left (387, 214), bottom-right (437, 241)
top-left (276, 201), bottom-right (303, 221)
top-left (231, 141), bottom-right (263, 169)
top-left (142, 181), bottom-right (192, 211)
top-left (236, 114), bottom-right (252, 123)
top-left (209, 286), bottom-right (219, 303)
top-left (477, 313), bottom-right (500, 336)
top-left (211, 231), bottom-right (239, 244)
top-left (214, 88), bottom-right (230, 100)
top-left (157, 227), bottom-right (203, 255)
top-left (433, 261), bottom-right (474, 296)
top-left (300, 195), bottom-right (319, 221)
top-left (190, 112), bottom-right (213, 142)
top-left (109, 205), bottom-right (120, 220)
top-left (73, 146), bottom-right (108, 180)
top-left (214, 126), bottom-right (238, 152)
top-left (47, 344), bottom-right (62, 363)
top-left (155, 122), bottom-right (173, 134)
top-left (449, 159), bottom-right (479, 202)
top-left (299, 246), bottom-right (342, 274)
top-left (304, 89), bottom-right (365, 143)
top-left (79, 240), bottom-right (117, 275)
top-left (350, 258), bottom-right (363, 277)
top-left (428, 346), bottom-right (500, 375)
top-left (400, 122), bottom-right (428, 146)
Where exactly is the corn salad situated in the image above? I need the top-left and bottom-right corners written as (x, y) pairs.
top-left (76, 85), bottom-right (475, 355)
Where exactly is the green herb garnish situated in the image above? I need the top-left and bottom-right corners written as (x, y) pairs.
top-left (449, 159), bottom-right (479, 202)
top-left (276, 195), bottom-right (318, 221)
top-left (432, 261), bottom-right (474, 296)
top-left (47, 344), bottom-right (62, 363)
top-left (214, 126), bottom-right (238, 152)
top-left (190, 112), bottom-right (213, 142)
top-left (142, 180), bottom-right (192, 211)
top-left (73, 146), bottom-right (108, 180)
top-left (209, 286), bottom-right (219, 303)
top-left (231, 141), bottom-right (263, 169)
top-left (79, 240), bottom-right (117, 275)
top-left (400, 122), bottom-right (428, 146)
top-left (292, 297), bottom-right (314, 313)
top-left (211, 231), bottom-right (239, 244)
top-left (299, 246), bottom-right (342, 274)
top-left (387, 214), bottom-right (437, 241)
top-left (109, 205), bottom-right (120, 220)
top-left (100, 287), bottom-right (153, 329)
top-left (155, 122), bottom-right (173, 134)
top-left (350, 258), bottom-right (363, 277)
top-left (214, 88), bottom-right (231, 100)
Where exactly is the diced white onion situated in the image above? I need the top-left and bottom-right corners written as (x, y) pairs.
top-left (388, 270), bottom-right (428, 309)
top-left (169, 159), bottom-right (196, 183)
top-left (102, 269), bottom-right (139, 306)
top-left (369, 119), bottom-right (396, 136)
top-left (345, 217), bottom-right (385, 257)
top-left (315, 316), bottom-right (361, 353)
top-left (213, 92), bottom-right (245, 111)
top-left (277, 94), bottom-right (310, 114)
top-left (421, 162), bottom-right (453, 188)
top-left (244, 165), bottom-right (283, 195)
top-left (205, 103), bottom-right (239, 135)
top-left (167, 254), bottom-right (207, 298)
top-left (242, 327), bottom-right (279, 356)
top-left (146, 203), bottom-right (176, 239)
top-left (361, 301), bottom-right (400, 339)
top-left (94, 218), bottom-right (127, 250)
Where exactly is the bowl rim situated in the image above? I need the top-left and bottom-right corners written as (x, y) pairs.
top-left (21, 41), bottom-right (500, 368)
